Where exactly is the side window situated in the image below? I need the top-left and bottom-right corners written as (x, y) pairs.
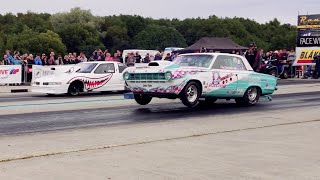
top-left (94, 63), bottom-right (115, 74)
top-left (233, 57), bottom-right (247, 71)
top-left (118, 63), bottom-right (128, 73)
top-left (212, 55), bottom-right (247, 71)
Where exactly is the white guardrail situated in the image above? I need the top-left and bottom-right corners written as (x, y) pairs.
top-left (0, 65), bottom-right (22, 84)
top-left (1, 63), bottom-right (149, 85)
top-left (0, 65), bottom-right (77, 84)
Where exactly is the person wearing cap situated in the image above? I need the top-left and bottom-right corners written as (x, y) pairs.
top-left (245, 43), bottom-right (261, 72)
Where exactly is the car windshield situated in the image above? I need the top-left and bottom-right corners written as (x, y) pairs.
top-left (76, 63), bottom-right (98, 73)
top-left (173, 55), bottom-right (214, 68)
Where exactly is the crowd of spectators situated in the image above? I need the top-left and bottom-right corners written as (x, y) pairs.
top-left (1, 50), bottom-right (90, 66)
top-left (0, 49), bottom-right (179, 67)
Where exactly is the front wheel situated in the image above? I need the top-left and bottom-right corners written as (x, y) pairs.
top-left (134, 94), bottom-right (152, 105)
top-left (68, 83), bottom-right (81, 96)
top-left (180, 81), bottom-right (201, 107)
top-left (235, 87), bottom-right (260, 106)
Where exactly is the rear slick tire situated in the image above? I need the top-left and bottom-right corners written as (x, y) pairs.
top-left (235, 87), bottom-right (260, 106)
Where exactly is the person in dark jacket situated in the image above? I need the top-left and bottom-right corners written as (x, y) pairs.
top-left (135, 52), bottom-right (142, 63)
top-left (313, 55), bottom-right (320, 79)
top-left (245, 43), bottom-right (261, 72)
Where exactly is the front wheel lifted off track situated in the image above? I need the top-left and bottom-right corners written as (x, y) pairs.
top-left (180, 81), bottom-right (201, 107)
top-left (235, 86), bottom-right (260, 106)
top-left (134, 94), bottom-right (152, 105)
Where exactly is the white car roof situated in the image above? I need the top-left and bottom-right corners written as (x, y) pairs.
top-left (178, 53), bottom-right (253, 71)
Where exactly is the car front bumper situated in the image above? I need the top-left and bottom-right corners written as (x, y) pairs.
top-left (31, 85), bottom-right (68, 94)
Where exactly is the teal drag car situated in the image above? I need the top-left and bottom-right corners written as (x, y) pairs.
top-left (123, 53), bottom-right (278, 107)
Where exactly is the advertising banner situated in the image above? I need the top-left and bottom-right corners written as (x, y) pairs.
top-left (294, 14), bottom-right (320, 66)
top-left (293, 47), bottom-right (320, 66)
top-left (32, 65), bottom-right (76, 82)
top-left (298, 14), bottom-right (320, 29)
top-left (297, 29), bottom-right (320, 47)
top-left (0, 65), bottom-right (22, 84)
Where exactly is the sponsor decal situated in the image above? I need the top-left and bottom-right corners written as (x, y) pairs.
top-left (298, 14), bottom-right (320, 29)
top-left (294, 47), bottom-right (320, 65)
top-left (0, 69), bottom-right (19, 79)
top-left (209, 72), bottom-right (234, 88)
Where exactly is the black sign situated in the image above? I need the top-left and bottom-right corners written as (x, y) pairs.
top-left (298, 14), bottom-right (320, 28)
top-left (297, 14), bottom-right (320, 47)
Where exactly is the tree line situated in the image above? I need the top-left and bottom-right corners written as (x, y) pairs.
top-left (0, 7), bottom-right (297, 57)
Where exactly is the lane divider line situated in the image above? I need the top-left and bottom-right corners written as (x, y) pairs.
top-left (0, 98), bottom-right (131, 109)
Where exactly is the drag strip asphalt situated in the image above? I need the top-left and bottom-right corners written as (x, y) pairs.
top-left (0, 79), bottom-right (316, 103)
top-left (0, 91), bottom-right (319, 136)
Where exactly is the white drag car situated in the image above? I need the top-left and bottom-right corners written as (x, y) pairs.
top-left (32, 62), bottom-right (127, 95)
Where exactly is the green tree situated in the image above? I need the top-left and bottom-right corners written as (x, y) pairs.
top-left (6, 27), bottom-right (66, 55)
top-left (50, 7), bottom-right (104, 54)
top-left (101, 25), bottom-right (130, 52)
top-left (133, 25), bottom-right (187, 50)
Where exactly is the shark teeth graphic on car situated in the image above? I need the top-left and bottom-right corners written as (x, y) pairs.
top-left (67, 74), bottom-right (113, 90)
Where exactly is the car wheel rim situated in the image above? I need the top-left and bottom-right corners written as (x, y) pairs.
top-left (248, 88), bottom-right (257, 101)
top-left (71, 86), bottom-right (78, 95)
top-left (187, 85), bottom-right (198, 103)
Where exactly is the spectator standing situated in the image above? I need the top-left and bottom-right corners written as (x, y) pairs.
top-left (312, 55), bottom-right (320, 79)
top-left (113, 53), bottom-right (120, 62)
top-left (5, 50), bottom-right (15, 64)
top-left (34, 55), bottom-right (42, 65)
top-left (48, 52), bottom-right (56, 65)
top-left (105, 53), bottom-right (113, 61)
top-left (135, 52), bottom-right (142, 63)
top-left (2, 55), bottom-right (10, 65)
top-left (154, 52), bottom-right (162, 60)
top-left (13, 54), bottom-right (22, 65)
top-left (27, 54), bottom-right (34, 65)
top-left (287, 49), bottom-right (296, 62)
top-left (143, 53), bottom-right (150, 63)
top-left (126, 53), bottom-right (136, 67)
top-left (70, 54), bottom-right (77, 64)
top-left (63, 55), bottom-right (70, 64)
top-left (57, 55), bottom-right (64, 65)
top-left (93, 50), bottom-right (99, 60)
top-left (117, 50), bottom-right (123, 63)
top-left (79, 53), bottom-right (87, 62)
top-left (245, 43), bottom-right (261, 72)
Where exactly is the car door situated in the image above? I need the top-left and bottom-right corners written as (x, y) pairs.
top-left (209, 55), bottom-right (239, 97)
top-left (113, 63), bottom-right (127, 90)
top-left (234, 56), bottom-right (252, 96)
top-left (92, 63), bottom-right (116, 91)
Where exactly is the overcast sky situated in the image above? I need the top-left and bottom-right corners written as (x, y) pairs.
top-left (0, 0), bottom-right (319, 25)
